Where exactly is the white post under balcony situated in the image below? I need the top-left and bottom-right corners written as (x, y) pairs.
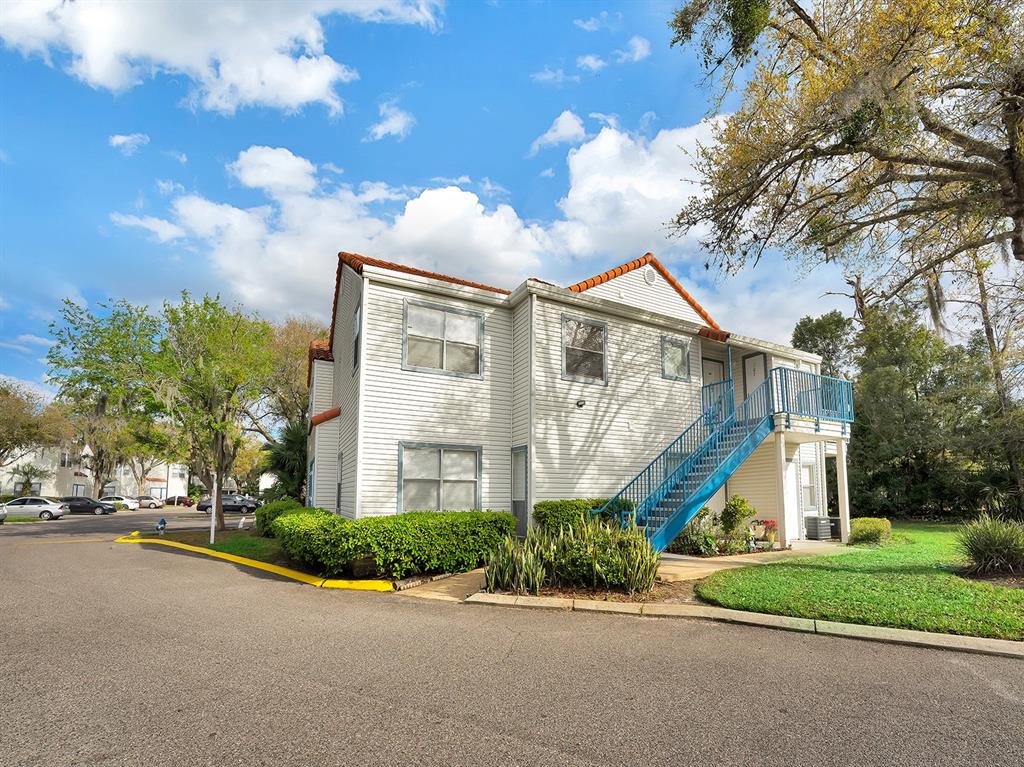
top-left (836, 438), bottom-right (851, 543)
top-left (774, 430), bottom-right (789, 546)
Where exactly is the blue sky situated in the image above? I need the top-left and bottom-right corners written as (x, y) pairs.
top-left (0, 0), bottom-right (849, 395)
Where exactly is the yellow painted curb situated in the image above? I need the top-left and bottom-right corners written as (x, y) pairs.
top-left (115, 535), bottom-right (393, 591)
top-left (321, 577), bottom-right (394, 592)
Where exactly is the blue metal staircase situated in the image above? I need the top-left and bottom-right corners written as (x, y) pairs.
top-left (596, 367), bottom-right (854, 551)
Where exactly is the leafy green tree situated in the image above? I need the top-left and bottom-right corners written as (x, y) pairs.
top-left (0, 381), bottom-right (72, 470)
top-left (791, 310), bottom-right (854, 377)
top-left (264, 420), bottom-right (308, 502)
top-left (668, 0), bottom-right (1024, 303)
top-left (849, 306), bottom-right (993, 517)
top-left (47, 299), bottom-right (162, 496)
top-left (244, 317), bottom-right (328, 442)
top-left (157, 293), bottom-right (273, 531)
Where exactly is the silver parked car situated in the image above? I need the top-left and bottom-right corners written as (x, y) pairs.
top-left (135, 495), bottom-right (164, 509)
top-left (0, 506), bottom-right (6, 525)
top-left (1, 496), bottom-right (69, 520)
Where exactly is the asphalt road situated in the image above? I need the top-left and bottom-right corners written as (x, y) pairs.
top-left (1, 520), bottom-right (1022, 767)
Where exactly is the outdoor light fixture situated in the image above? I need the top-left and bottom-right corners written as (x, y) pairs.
top-left (576, 399), bottom-right (586, 409)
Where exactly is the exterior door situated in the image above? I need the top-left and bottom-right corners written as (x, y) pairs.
top-left (511, 447), bottom-right (528, 537)
top-left (701, 358), bottom-right (724, 385)
top-left (743, 353), bottom-right (767, 398)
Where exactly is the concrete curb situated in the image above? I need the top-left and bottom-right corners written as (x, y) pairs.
top-left (116, 532), bottom-right (394, 592)
top-left (464, 593), bottom-right (1024, 659)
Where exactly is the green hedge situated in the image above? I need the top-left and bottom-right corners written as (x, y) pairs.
top-left (849, 517), bottom-right (892, 544)
top-left (255, 498), bottom-right (303, 537)
top-left (532, 497), bottom-right (635, 531)
top-left (272, 510), bottom-right (516, 579)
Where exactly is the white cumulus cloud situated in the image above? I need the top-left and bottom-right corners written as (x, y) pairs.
top-left (109, 133), bottom-right (149, 156)
top-left (103, 120), bottom-right (850, 343)
top-left (576, 54), bottom-right (607, 72)
top-left (615, 35), bottom-right (651, 63)
top-left (0, 0), bottom-right (441, 114)
top-left (365, 100), bottom-right (416, 142)
top-left (110, 212), bottom-right (186, 242)
top-left (529, 110), bottom-right (586, 156)
top-left (530, 66), bottom-right (580, 86)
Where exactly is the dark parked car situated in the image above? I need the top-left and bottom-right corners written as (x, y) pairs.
top-left (197, 494), bottom-right (258, 514)
top-left (59, 496), bottom-right (118, 515)
top-left (165, 495), bottom-right (195, 507)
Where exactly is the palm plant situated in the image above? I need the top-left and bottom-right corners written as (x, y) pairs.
top-left (265, 420), bottom-right (307, 502)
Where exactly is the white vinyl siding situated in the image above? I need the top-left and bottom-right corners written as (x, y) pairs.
top-left (532, 296), bottom-right (702, 501)
top-left (582, 265), bottom-right (707, 325)
top-left (333, 264), bottom-right (363, 518)
top-left (511, 299), bottom-right (532, 448)
top-left (726, 440), bottom-right (780, 524)
top-left (359, 280), bottom-right (513, 516)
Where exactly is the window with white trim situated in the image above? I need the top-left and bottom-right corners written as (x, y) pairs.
top-left (562, 316), bottom-right (607, 383)
top-left (661, 336), bottom-right (691, 381)
top-left (801, 463), bottom-right (817, 512)
top-left (401, 444), bottom-right (480, 512)
top-left (404, 301), bottom-right (483, 376)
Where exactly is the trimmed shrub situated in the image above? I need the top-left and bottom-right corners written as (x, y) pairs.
top-left (849, 517), bottom-right (892, 544)
top-left (532, 497), bottom-right (636, 531)
top-left (533, 498), bottom-right (607, 532)
top-left (720, 495), bottom-right (756, 540)
top-left (255, 498), bottom-right (303, 537)
top-left (272, 510), bottom-right (516, 579)
top-left (485, 516), bottom-right (659, 596)
top-left (956, 514), bottom-right (1024, 574)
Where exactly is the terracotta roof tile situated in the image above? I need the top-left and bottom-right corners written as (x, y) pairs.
top-left (567, 252), bottom-right (722, 331)
top-left (306, 339), bottom-right (333, 386)
top-left (309, 406), bottom-right (341, 433)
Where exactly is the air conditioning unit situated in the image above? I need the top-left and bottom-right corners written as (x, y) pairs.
top-left (804, 516), bottom-right (833, 540)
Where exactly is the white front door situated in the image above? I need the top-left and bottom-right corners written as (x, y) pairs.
top-left (743, 353), bottom-right (767, 397)
top-left (702, 358), bottom-right (725, 385)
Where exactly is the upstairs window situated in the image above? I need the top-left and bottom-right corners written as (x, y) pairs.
top-left (562, 315), bottom-right (607, 383)
top-left (661, 336), bottom-right (691, 381)
top-left (404, 301), bottom-right (483, 377)
top-left (400, 444), bottom-right (480, 512)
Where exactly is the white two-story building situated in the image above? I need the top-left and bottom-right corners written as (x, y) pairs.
top-left (306, 251), bottom-right (853, 549)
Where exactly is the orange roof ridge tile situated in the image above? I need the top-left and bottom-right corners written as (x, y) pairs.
top-left (567, 252), bottom-right (721, 331)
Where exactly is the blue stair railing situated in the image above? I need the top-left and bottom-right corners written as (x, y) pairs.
top-left (596, 367), bottom-right (853, 551)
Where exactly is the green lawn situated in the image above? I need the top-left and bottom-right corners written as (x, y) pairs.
top-left (160, 529), bottom-right (287, 566)
top-left (3, 515), bottom-right (44, 523)
top-left (695, 522), bottom-right (1024, 640)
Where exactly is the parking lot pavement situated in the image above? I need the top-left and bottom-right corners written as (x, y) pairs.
top-left (0, 506), bottom-right (239, 539)
top-left (1, 530), bottom-right (1022, 767)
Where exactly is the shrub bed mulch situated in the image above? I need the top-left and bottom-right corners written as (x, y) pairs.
top-left (493, 580), bottom-right (698, 604)
top-left (668, 546), bottom-right (794, 559)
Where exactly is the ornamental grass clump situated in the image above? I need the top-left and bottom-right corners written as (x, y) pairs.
top-left (956, 514), bottom-right (1024, 575)
top-left (485, 515), bottom-right (659, 596)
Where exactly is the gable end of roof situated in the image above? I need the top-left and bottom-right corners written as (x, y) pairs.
top-left (567, 252), bottom-right (721, 331)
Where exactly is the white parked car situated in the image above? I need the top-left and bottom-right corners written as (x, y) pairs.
top-left (0, 505), bottom-right (6, 525)
top-left (99, 495), bottom-right (140, 510)
top-left (2, 496), bottom-right (70, 520)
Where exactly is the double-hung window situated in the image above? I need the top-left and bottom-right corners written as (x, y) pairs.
top-left (661, 336), bottom-right (691, 381)
top-left (561, 315), bottom-right (607, 383)
top-left (400, 443), bottom-right (480, 512)
top-left (404, 301), bottom-right (483, 377)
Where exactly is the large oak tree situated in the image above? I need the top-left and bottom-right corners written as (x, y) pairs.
top-left (669, 0), bottom-right (1024, 297)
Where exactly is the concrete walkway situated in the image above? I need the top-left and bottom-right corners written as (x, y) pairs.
top-left (399, 568), bottom-right (486, 601)
top-left (658, 539), bottom-right (847, 582)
